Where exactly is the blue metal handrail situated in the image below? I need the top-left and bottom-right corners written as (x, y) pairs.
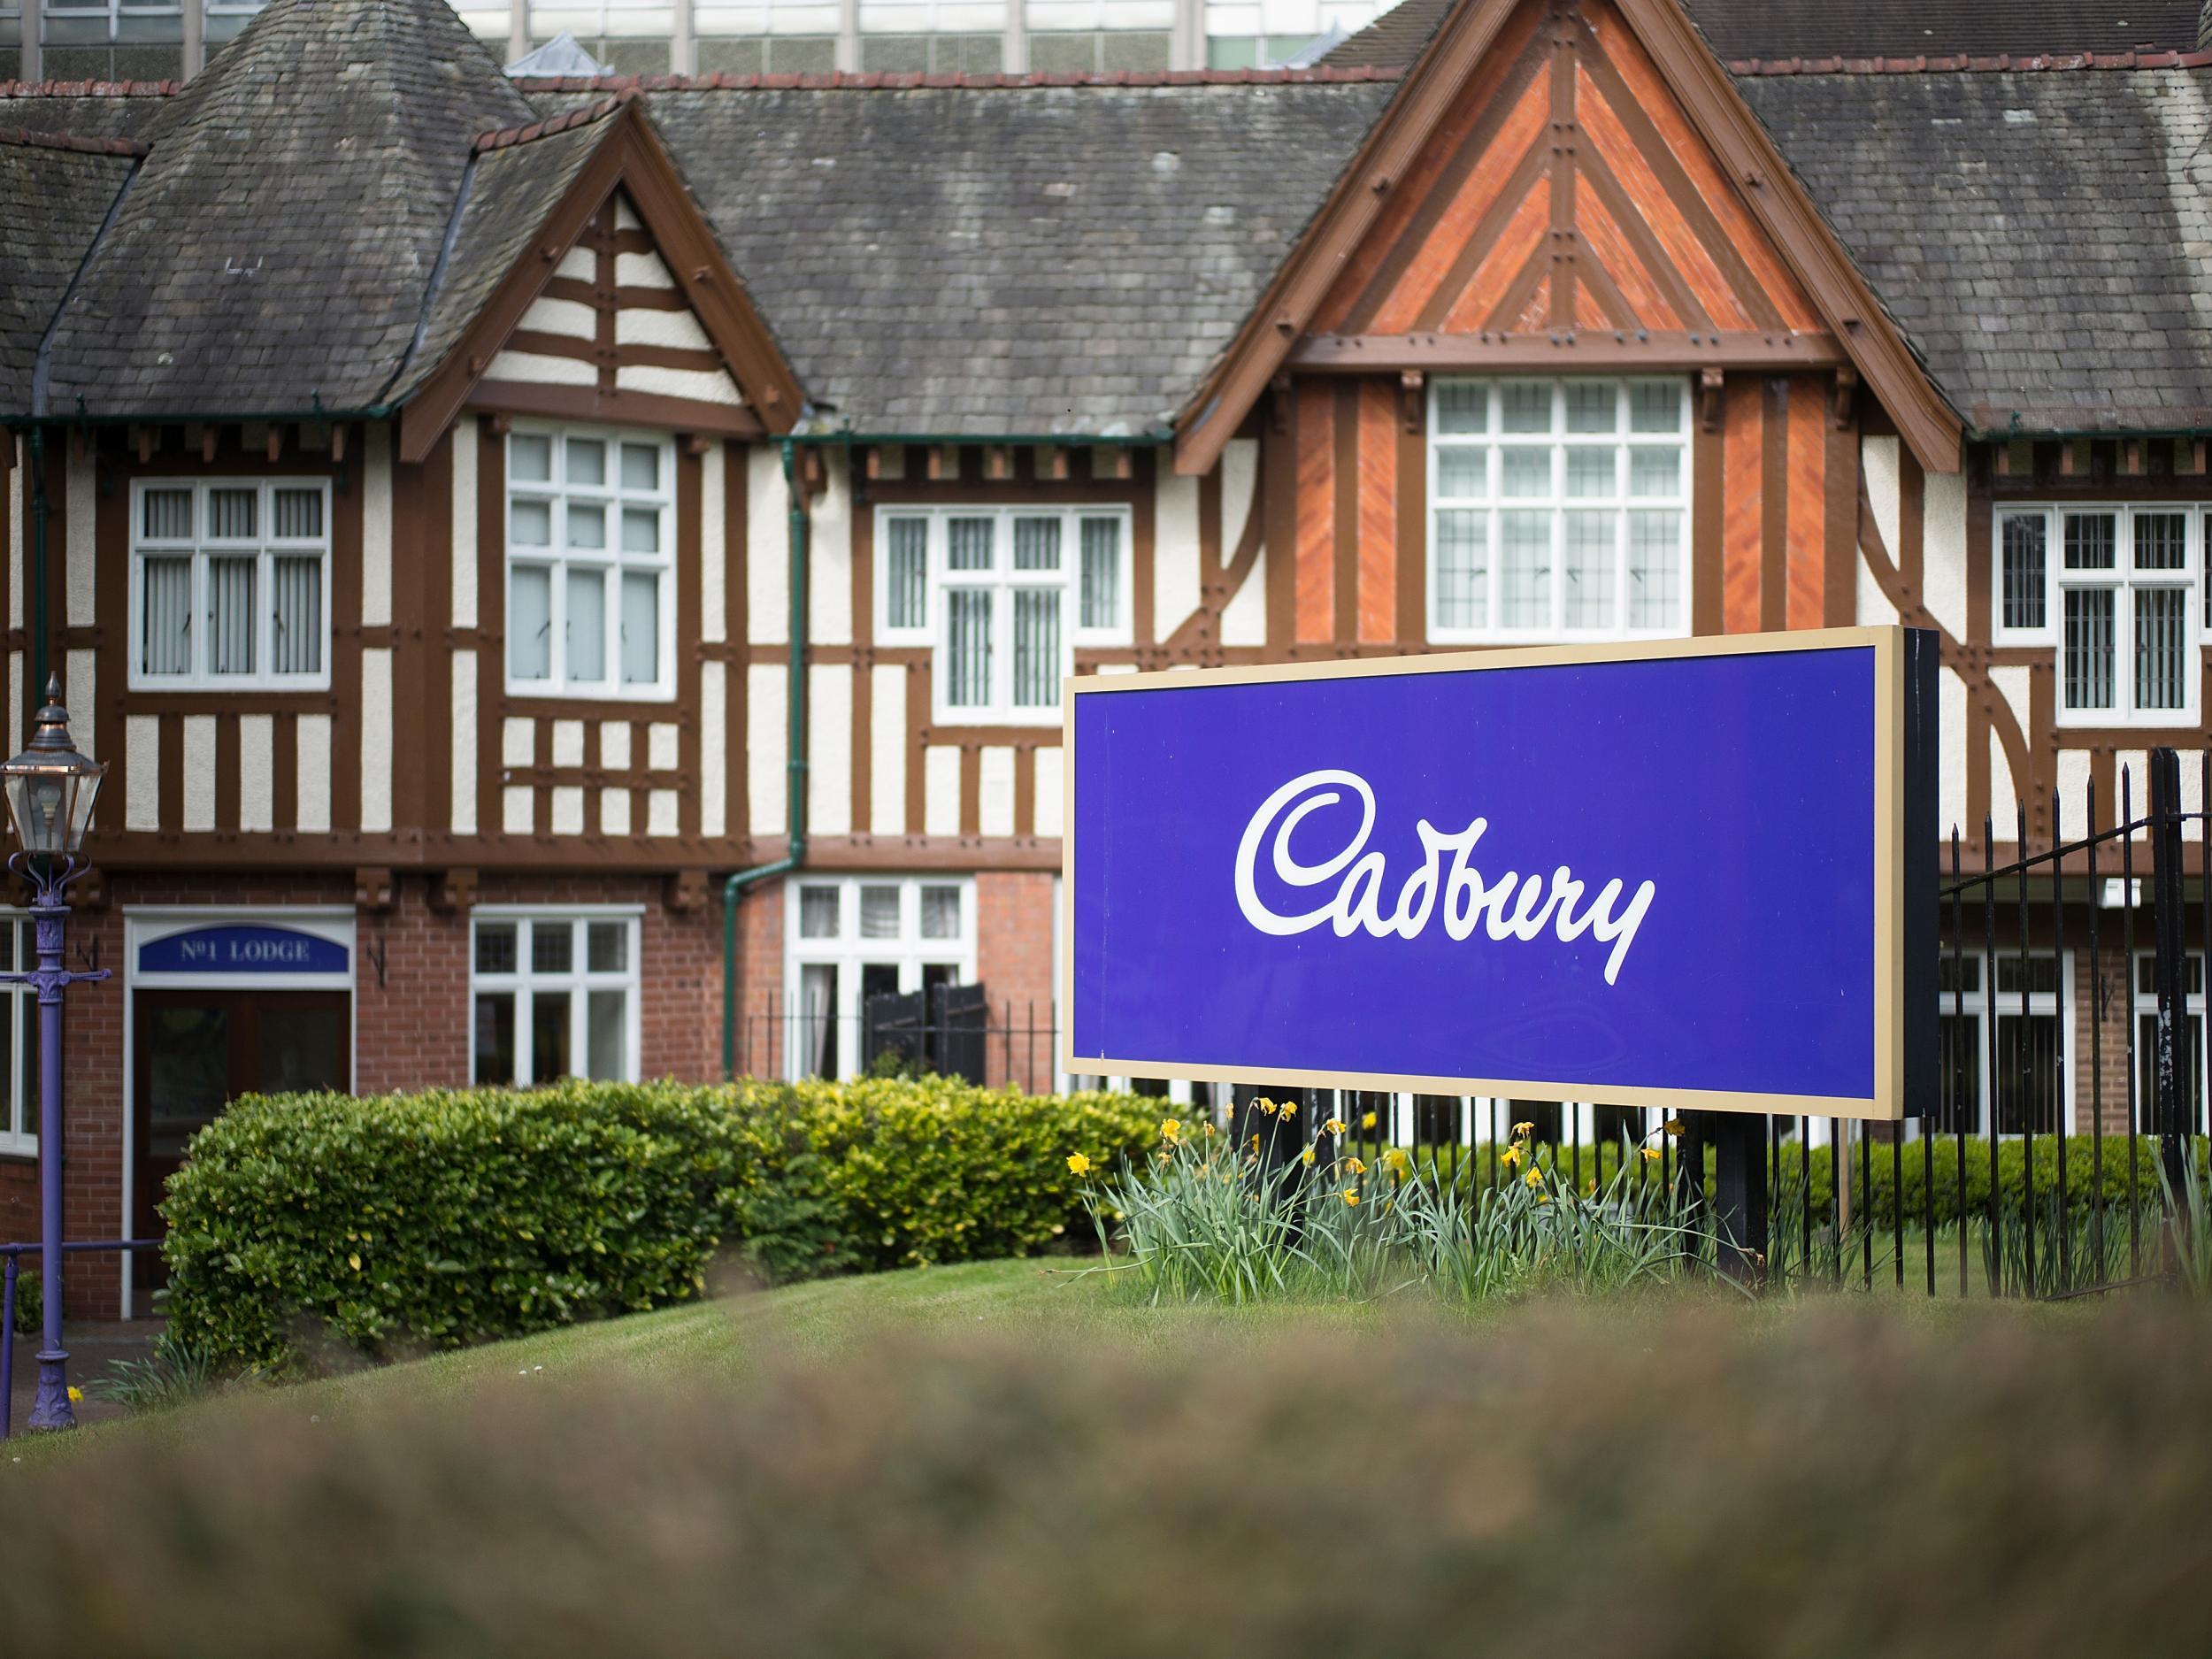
top-left (1, 1240), bottom-right (160, 1441)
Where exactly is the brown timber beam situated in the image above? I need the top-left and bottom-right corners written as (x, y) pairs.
top-left (1290, 331), bottom-right (1848, 373)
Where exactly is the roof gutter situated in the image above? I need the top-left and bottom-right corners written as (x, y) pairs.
top-left (721, 434), bottom-right (810, 1079)
top-left (782, 429), bottom-right (1171, 447)
top-left (3, 404), bottom-right (396, 431)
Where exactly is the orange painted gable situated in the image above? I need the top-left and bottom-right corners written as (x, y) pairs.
top-left (1310, 0), bottom-right (1822, 353)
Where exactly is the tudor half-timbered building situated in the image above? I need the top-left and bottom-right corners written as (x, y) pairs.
top-left (8, 0), bottom-right (2212, 1311)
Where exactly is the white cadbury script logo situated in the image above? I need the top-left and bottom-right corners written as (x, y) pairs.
top-left (1233, 770), bottom-right (1658, 986)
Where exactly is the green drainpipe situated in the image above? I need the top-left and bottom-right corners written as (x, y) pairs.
top-left (720, 436), bottom-right (810, 1078)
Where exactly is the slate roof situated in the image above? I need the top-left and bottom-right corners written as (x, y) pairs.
top-left (7, 0), bottom-right (2212, 442)
top-left (1325, 0), bottom-right (2211, 69)
top-left (0, 134), bottom-right (138, 409)
top-left (579, 80), bottom-right (1398, 435)
top-left (0, 82), bottom-right (178, 141)
top-left (1740, 65), bottom-right (2212, 434)
top-left (35, 0), bottom-right (531, 418)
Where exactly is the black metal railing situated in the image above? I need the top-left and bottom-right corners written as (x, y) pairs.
top-left (740, 750), bottom-right (2212, 1298)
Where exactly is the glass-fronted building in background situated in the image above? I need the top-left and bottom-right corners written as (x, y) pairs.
top-left (0, 0), bottom-right (1405, 81)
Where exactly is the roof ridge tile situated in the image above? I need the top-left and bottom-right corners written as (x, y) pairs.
top-left (509, 66), bottom-right (1402, 93)
top-left (1728, 47), bottom-right (2212, 73)
top-left (473, 88), bottom-right (634, 152)
top-left (0, 79), bottom-right (180, 96)
top-left (0, 125), bottom-right (148, 157)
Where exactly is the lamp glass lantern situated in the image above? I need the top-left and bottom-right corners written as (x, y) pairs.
top-left (2, 679), bottom-right (104, 856)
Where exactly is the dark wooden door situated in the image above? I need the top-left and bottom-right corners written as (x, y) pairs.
top-left (133, 989), bottom-right (349, 1289)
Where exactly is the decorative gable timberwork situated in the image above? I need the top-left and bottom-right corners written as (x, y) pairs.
top-left (1177, 0), bottom-right (1960, 479)
top-left (488, 191), bottom-right (749, 415)
top-left (1306, 0), bottom-right (1829, 356)
top-left (397, 96), bottom-right (802, 465)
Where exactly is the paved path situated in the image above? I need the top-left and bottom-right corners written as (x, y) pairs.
top-left (4, 1319), bottom-right (164, 1440)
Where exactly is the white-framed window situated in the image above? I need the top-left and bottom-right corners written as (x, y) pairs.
top-left (2133, 951), bottom-right (2207, 1131)
top-left (0, 917), bottom-right (38, 1157)
top-left (784, 875), bottom-right (976, 1079)
top-left (1427, 377), bottom-right (1690, 641)
top-left (470, 910), bottom-right (642, 1087)
top-left (128, 479), bottom-right (332, 691)
top-left (874, 506), bottom-right (1132, 726)
top-left (1931, 951), bottom-right (2073, 1136)
top-left (1993, 504), bottom-right (2202, 726)
top-left (506, 426), bottom-right (675, 700)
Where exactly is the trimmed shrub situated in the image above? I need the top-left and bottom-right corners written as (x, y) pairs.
top-left (1411, 1133), bottom-right (2211, 1232)
top-left (160, 1078), bottom-right (1156, 1374)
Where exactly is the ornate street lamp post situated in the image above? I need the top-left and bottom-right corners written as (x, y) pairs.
top-left (0, 676), bottom-right (109, 1431)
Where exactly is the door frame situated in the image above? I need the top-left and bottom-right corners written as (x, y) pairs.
top-left (121, 908), bottom-right (356, 1317)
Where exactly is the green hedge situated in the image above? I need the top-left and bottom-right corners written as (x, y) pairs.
top-left (1408, 1133), bottom-right (2209, 1230)
top-left (160, 1078), bottom-right (1158, 1375)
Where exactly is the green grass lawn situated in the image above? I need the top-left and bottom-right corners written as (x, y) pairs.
top-left (5, 1259), bottom-right (2204, 1655)
top-left (12, 1247), bottom-right (2082, 1476)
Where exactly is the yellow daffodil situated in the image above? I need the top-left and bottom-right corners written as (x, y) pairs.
top-left (1500, 1142), bottom-right (1524, 1170)
top-left (1342, 1189), bottom-right (1361, 1206)
top-left (1525, 1168), bottom-right (1543, 1189)
top-left (1255, 1099), bottom-right (1278, 1117)
top-left (1301, 1147), bottom-right (1317, 1165)
top-left (1362, 1110), bottom-right (1378, 1130)
top-left (1324, 1118), bottom-right (1348, 1136)
top-left (1279, 1101), bottom-right (1296, 1118)
top-left (1160, 1118), bottom-right (1183, 1144)
top-left (1066, 1151), bottom-right (1093, 1176)
top-left (1640, 1145), bottom-right (1661, 1163)
top-left (1512, 1120), bottom-right (1535, 1139)
top-left (1385, 1148), bottom-right (1409, 1171)
top-left (1346, 1156), bottom-right (1367, 1175)
top-left (1663, 1119), bottom-right (1685, 1137)
top-left (66, 1386), bottom-right (82, 1404)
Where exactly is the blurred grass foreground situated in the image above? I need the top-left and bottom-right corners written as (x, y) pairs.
top-left (6, 1261), bottom-right (2212, 1657)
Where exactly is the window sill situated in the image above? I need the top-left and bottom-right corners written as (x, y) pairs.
top-left (503, 686), bottom-right (679, 706)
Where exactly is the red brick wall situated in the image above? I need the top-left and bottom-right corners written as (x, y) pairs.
top-left (6, 868), bottom-right (740, 1319)
top-left (976, 871), bottom-right (1057, 1091)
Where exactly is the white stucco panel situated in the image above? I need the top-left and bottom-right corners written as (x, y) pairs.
top-left (125, 716), bottom-right (159, 833)
top-left (1921, 467), bottom-right (1968, 642)
top-left (747, 447), bottom-right (788, 645)
top-left (451, 419), bottom-right (479, 630)
top-left (239, 713), bottom-right (273, 834)
top-left (701, 661), bottom-right (726, 838)
top-left (924, 745), bottom-right (961, 838)
top-left (1154, 473), bottom-right (1202, 642)
top-left (870, 664), bottom-right (906, 836)
top-left (748, 663), bottom-right (787, 836)
top-left (1220, 545), bottom-right (1266, 646)
top-left (979, 745), bottom-right (1015, 838)
top-left (450, 651), bottom-right (477, 836)
top-left (1938, 667), bottom-right (1967, 844)
top-left (359, 648), bottom-right (393, 833)
top-left (1032, 743), bottom-right (1064, 839)
top-left (296, 713), bottom-right (332, 833)
top-left (809, 664), bottom-right (852, 836)
top-left (181, 715), bottom-right (216, 833)
top-left (809, 449), bottom-right (853, 646)
top-left (701, 442), bottom-right (726, 644)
